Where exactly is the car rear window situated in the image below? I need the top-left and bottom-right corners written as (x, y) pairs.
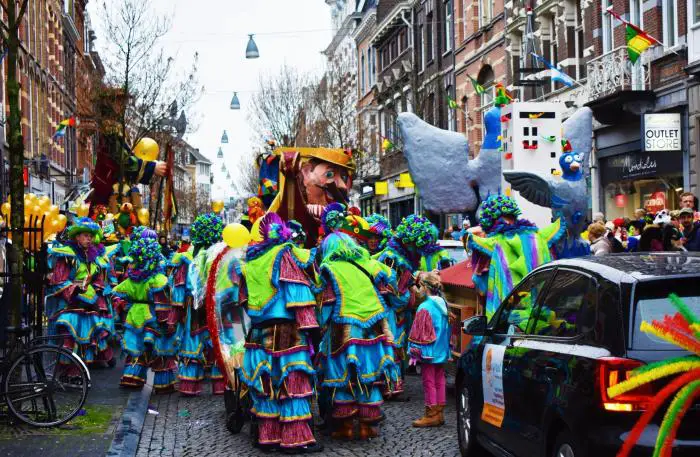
top-left (632, 278), bottom-right (700, 350)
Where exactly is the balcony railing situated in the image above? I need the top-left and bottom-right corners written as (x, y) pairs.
top-left (586, 46), bottom-right (650, 102)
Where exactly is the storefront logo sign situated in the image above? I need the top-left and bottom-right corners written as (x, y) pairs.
top-left (627, 156), bottom-right (657, 174)
top-left (644, 191), bottom-right (666, 213)
top-left (600, 148), bottom-right (683, 183)
top-left (644, 113), bottom-right (681, 151)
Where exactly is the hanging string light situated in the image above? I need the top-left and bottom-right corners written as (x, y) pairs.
top-left (246, 34), bottom-right (260, 59)
top-left (217, 147), bottom-right (223, 159)
top-left (230, 92), bottom-right (241, 110)
top-left (221, 130), bottom-right (229, 143)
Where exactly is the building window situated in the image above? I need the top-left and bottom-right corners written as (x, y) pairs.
top-left (361, 53), bottom-right (366, 94)
top-left (694, 0), bottom-right (700, 25)
top-left (369, 46), bottom-right (376, 85)
top-left (426, 93), bottom-right (435, 125)
top-left (426, 12), bottom-right (434, 62)
top-left (477, 65), bottom-right (495, 112)
top-left (446, 85), bottom-right (455, 131)
top-left (479, 0), bottom-right (493, 29)
top-left (418, 23), bottom-right (425, 71)
top-left (444, 1), bottom-right (452, 52)
top-left (662, 0), bottom-right (678, 48)
top-left (549, 15), bottom-right (558, 93)
top-left (390, 36), bottom-right (398, 60)
top-left (602, 0), bottom-right (614, 53)
top-left (399, 29), bottom-right (408, 53)
top-left (460, 96), bottom-right (468, 135)
top-left (574, 0), bottom-right (585, 79)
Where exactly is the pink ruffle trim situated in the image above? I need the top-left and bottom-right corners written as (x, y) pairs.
top-left (358, 404), bottom-right (382, 423)
top-left (279, 252), bottom-right (311, 285)
top-left (295, 306), bottom-right (319, 329)
top-left (332, 403), bottom-right (357, 419)
top-left (408, 309), bottom-right (436, 345)
top-left (281, 421), bottom-right (316, 448)
top-left (178, 380), bottom-right (203, 396)
top-left (258, 418), bottom-right (282, 444)
top-left (283, 371), bottom-right (313, 398)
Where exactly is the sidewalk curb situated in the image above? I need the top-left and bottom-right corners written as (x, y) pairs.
top-left (105, 382), bottom-right (153, 457)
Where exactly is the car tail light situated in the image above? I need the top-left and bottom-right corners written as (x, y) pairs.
top-left (597, 357), bottom-right (653, 412)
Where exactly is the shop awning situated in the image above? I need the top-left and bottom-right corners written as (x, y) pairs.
top-left (438, 260), bottom-right (474, 290)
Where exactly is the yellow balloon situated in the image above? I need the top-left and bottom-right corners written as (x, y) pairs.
top-left (56, 214), bottom-right (68, 231)
top-left (27, 194), bottom-right (38, 207)
top-left (49, 205), bottom-right (60, 217)
top-left (211, 200), bottom-right (225, 213)
top-left (250, 218), bottom-right (263, 242)
top-left (1, 202), bottom-right (10, 217)
top-left (31, 204), bottom-right (43, 217)
top-left (76, 203), bottom-right (90, 218)
top-left (134, 137), bottom-right (160, 162)
top-left (38, 196), bottom-right (51, 212)
top-left (137, 207), bottom-right (150, 225)
top-left (222, 223), bottom-right (251, 248)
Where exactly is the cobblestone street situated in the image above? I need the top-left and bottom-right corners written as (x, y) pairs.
top-left (136, 374), bottom-right (462, 457)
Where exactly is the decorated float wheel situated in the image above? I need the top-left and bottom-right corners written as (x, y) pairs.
top-left (224, 379), bottom-right (250, 434)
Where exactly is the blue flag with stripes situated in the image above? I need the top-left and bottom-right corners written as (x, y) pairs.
top-left (531, 52), bottom-right (575, 87)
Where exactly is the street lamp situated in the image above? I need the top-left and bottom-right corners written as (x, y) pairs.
top-left (221, 163), bottom-right (227, 172)
top-left (217, 147), bottom-right (223, 159)
top-left (230, 92), bottom-right (241, 110)
top-left (221, 130), bottom-right (229, 143)
top-left (226, 172), bottom-right (231, 180)
top-left (246, 34), bottom-right (259, 59)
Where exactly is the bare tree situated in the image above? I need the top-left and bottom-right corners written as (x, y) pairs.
top-left (248, 64), bottom-right (311, 146)
top-left (0, 0), bottom-right (29, 327)
top-left (234, 151), bottom-right (261, 197)
top-left (310, 62), bottom-right (357, 148)
top-left (96, 0), bottom-right (201, 205)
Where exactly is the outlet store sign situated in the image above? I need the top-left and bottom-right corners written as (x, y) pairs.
top-left (643, 113), bottom-right (681, 151)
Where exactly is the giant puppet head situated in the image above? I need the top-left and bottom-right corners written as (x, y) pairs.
top-left (266, 147), bottom-right (355, 248)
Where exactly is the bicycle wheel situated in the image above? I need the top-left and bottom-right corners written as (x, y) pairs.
top-left (3, 345), bottom-right (90, 427)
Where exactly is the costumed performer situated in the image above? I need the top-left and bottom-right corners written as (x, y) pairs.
top-left (241, 213), bottom-right (322, 453)
top-left (407, 271), bottom-right (451, 428)
top-left (365, 214), bottom-right (392, 256)
top-left (468, 195), bottom-right (564, 318)
top-left (174, 213), bottom-right (228, 395)
top-left (112, 228), bottom-right (178, 392)
top-left (317, 229), bottom-right (400, 440)
top-left (46, 217), bottom-right (115, 367)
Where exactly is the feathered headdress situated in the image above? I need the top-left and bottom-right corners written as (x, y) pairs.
top-left (191, 213), bottom-right (224, 248)
top-left (607, 294), bottom-right (700, 457)
top-left (321, 232), bottom-right (367, 263)
top-left (66, 217), bottom-right (102, 240)
top-left (259, 212), bottom-right (292, 242)
top-left (394, 214), bottom-right (438, 248)
top-left (126, 232), bottom-right (165, 276)
top-left (478, 195), bottom-right (522, 232)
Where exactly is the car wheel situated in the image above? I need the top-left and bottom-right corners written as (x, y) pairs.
top-left (457, 382), bottom-right (481, 457)
top-left (552, 429), bottom-right (586, 457)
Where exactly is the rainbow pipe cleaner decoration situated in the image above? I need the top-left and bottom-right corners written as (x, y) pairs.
top-left (608, 294), bottom-right (700, 457)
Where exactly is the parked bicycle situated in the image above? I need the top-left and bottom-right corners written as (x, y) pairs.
top-left (1, 326), bottom-right (91, 427)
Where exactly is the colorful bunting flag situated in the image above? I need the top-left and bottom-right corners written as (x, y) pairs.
top-left (53, 117), bottom-right (77, 139)
top-left (447, 97), bottom-right (459, 110)
top-left (469, 76), bottom-right (486, 95)
top-left (382, 138), bottom-right (394, 152)
top-left (606, 8), bottom-right (660, 63)
top-left (625, 24), bottom-right (654, 63)
top-left (531, 52), bottom-right (575, 87)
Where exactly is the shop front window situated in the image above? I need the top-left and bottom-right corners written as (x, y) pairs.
top-left (603, 176), bottom-right (683, 220)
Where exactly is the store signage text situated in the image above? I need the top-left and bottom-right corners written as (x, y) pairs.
top-left (644, 113), bottom-right (681, 151)
top-left (600, 149), bottom-right (683, 182)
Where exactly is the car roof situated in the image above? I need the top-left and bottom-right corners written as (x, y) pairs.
top-left (547, 252), bottom-right (700, 282)
top-left (438, 239), bottom-right (464, 247)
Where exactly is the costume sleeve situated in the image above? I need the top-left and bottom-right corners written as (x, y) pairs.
top-left (47, 258), bottom-right (77, 302)
top-left (540, 218), bottom-right (566, 248)
top-left (468, 233), bottom-right (496, 256)
top-left (125, 155), bottom-right (157, 185)
top-left (408, 309), bottom-right (437, 345)
top-left (279, 250), bottom-right (312, 286)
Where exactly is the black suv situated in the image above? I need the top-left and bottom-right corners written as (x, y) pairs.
top-left (456, 252), bottom-right (700, 457)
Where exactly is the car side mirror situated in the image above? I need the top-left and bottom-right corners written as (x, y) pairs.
top-left (462, 315), bottom-right (487, 336)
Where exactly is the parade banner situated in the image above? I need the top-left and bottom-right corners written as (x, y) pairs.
top-left (481, 343), bottom-right (506, 427)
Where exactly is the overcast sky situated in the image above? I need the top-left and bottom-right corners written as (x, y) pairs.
top-left (88, 0), bottom-right (332, 200)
